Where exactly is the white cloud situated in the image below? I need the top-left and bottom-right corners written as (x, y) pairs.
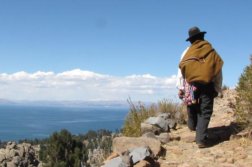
top-left (0, 69), bottom-right (178, 102)
top-left (56, 69), bottom-right (107, 80)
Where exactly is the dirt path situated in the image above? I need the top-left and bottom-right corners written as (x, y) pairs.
top-left (158, 90), bottom-right (252, 167)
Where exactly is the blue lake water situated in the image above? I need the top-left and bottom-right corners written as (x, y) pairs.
top-left (0, 105), bottom-right (129, 141)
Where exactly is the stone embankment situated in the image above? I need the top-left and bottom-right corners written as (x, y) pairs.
top-left (102, 112), bottom-right (179, 166)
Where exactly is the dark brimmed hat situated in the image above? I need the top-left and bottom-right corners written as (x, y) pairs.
top-left (186, 26), bottom-right (206, 41)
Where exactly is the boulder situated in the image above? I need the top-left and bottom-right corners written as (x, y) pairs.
top-left (103, 156), bottom-right (128, 167)
top-left (121, 151), bottom-right (133, 166)
top-left (104, 147), bottom-right (156, 167)
top-left (144, 113), bottom-right (177, 132)
top-left (129, 147), bottom-right (152, 164)
top-left (142, 132), bottom-right (177, 144)
top-left (145, 117), bottom-right (169, 132)
top-left (156, 133), bottom-right (170, 144)
top-left (141, 123), bottom-right (162, 135)
top-left (167, 119), bottom-right (177, 130)
top-left (103, 151), bottom-right (132, 167)
top-left (113, 137), bottom-right (162, 157)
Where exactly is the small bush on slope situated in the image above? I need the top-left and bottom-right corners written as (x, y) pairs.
top-left (235, 55), bottom-right (252, 129)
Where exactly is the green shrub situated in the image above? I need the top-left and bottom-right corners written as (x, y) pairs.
top-left (39, 129), bottom-right (86, 167)
top-left (235, 55), bottom-right (252, 129)
top-left (39, 129), bottom-right (113, 166)
top-left (122, 99), bottom-right (185, 137)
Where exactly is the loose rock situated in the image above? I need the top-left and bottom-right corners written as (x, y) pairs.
top-left (113, 137), bottom-right (162, 157)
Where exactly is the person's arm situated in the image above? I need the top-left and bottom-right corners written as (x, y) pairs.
top-left (176, 47), bottom-right (189, 90)
top-left (177, 47), bottom-right (189, 99)
top-left (176, 68), bottom-right (184, 90)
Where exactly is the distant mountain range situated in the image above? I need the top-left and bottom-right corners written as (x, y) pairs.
top-left (0, 98), bottom-right (129, 108)
top-left (0, 99), bottom-right (17, 105)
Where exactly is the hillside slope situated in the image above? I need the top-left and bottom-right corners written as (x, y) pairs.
top-left (159, 89), bottom-right (252, 167)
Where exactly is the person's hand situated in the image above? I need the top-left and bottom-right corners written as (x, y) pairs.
top-left (178, 89), bottom-right (184, 99)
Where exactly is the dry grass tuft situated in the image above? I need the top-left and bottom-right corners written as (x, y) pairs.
top-left (122, 99), bottom-right (186, 137)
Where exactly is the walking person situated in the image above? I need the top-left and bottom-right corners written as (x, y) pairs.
top-left (177, 26), bottom-right (223, 148)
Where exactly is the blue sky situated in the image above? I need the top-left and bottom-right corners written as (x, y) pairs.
top-left (0, 0), bottom-right (251, 101)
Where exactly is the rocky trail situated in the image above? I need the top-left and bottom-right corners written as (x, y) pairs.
top-left (158, 90), bottom-right (252, 167)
